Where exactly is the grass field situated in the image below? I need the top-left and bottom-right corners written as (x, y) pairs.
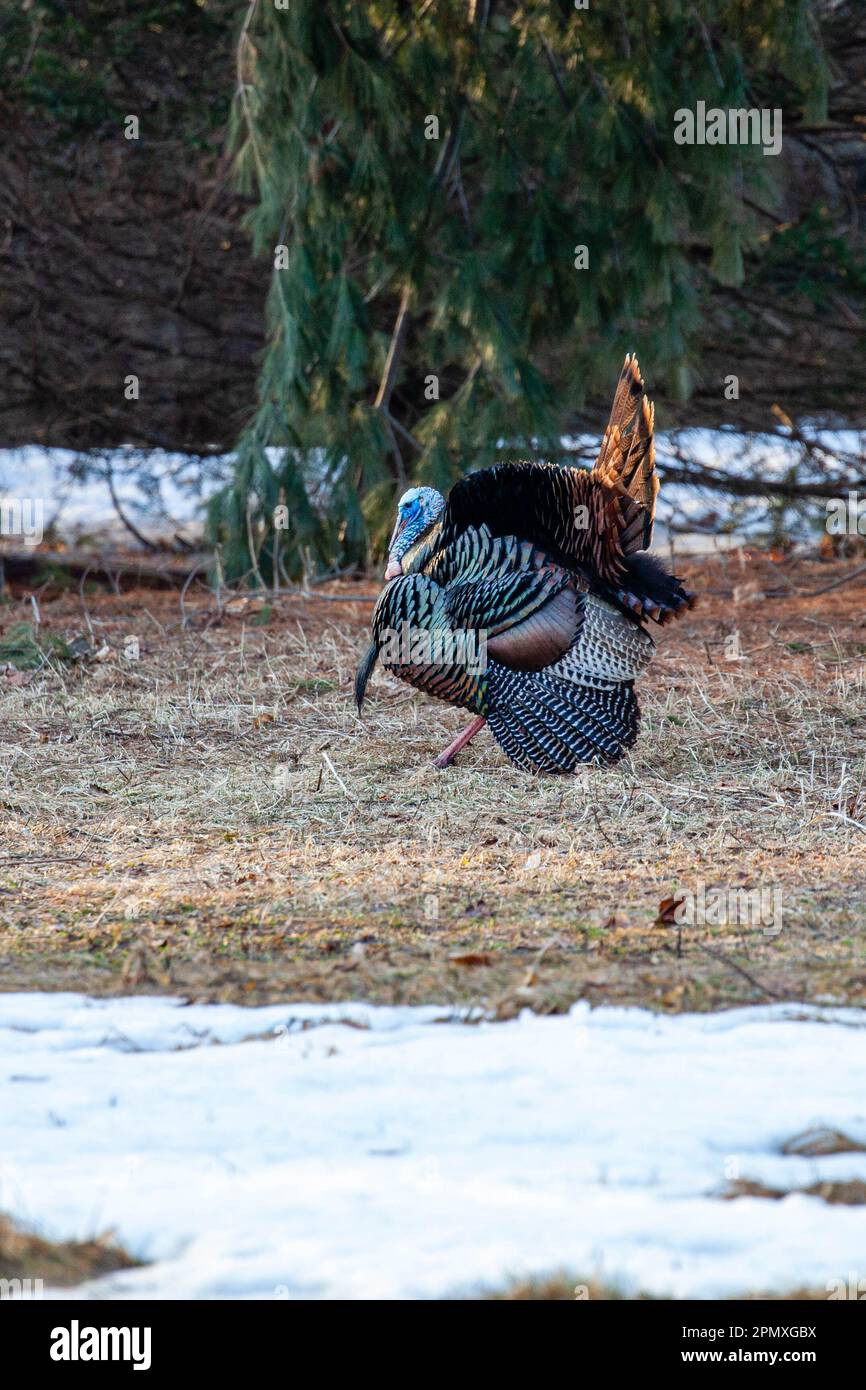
top-left (2, 545), bottom-right (865, 1017)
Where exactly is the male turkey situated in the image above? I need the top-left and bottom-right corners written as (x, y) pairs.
top-left (355, 355), bottom-right (694, 772)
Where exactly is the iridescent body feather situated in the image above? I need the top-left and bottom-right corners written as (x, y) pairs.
top-left (355, 356), bottom-right (695, 773)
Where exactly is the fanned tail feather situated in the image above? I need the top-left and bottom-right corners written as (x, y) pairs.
top-left (593, 353), bottom-right (660, 554)
top-left (486, 666), bottom-right (639, 772)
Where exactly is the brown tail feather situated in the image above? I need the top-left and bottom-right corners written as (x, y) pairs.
top-left (592, 354), bottom-right (659, 553)
top-left (596, 353), bottom-right (645, 465)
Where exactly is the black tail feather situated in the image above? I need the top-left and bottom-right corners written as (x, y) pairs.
top-left (354, 641), bottom-right (379, 711)
top-left (615, 551), bottom-right (696, 624)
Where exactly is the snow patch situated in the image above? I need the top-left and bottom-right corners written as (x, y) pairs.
top-left (2, 428), bottom-right (863, 552)
top-left (2, 994), bottom-right (865, 1299)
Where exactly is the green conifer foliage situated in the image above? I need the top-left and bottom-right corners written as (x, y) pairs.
top-left (209, 1), bottom-right (828, 580)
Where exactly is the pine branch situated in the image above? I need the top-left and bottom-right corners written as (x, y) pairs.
top-left (104, 466), bottom-right (160, 552)
top-left (373, 285), bottom-right (412, 413)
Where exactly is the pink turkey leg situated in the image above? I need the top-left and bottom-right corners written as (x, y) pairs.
top-left (432, 716), bottom-right (487, 769)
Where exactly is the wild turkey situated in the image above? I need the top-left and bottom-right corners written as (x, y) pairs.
top-left (355, 355), bottom-right (695, 772)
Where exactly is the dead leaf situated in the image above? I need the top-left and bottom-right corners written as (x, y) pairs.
top-left (224, 595), bottom-right (268, 617)
top-left (655, 896), bottom-right (685, 927)
top-left (448, 951), bottom-right (493, 968)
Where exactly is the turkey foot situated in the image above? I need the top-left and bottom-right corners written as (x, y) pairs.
top-left (433, 716), bottom-right (487, 769)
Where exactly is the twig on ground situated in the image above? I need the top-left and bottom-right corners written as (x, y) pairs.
top-left (321, 750), bottom-right (356, 801)
top-left (696, 945), bottom-right (784, 1000)
top-left (796, 562), bottom-right (866, 598)
top-left (180, 559), bottom-right (209, 628)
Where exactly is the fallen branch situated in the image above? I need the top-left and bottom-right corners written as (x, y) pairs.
top-left (540, 441), bottom-right (866, 502)
top-left (796, 561), bottom-right (866, 597)
top-left (0, 546), bottom-right (385, 602)
top-left (696, 945), bottom-right (785, 1000)
top-left (0, 547), bottom-right (208, 587)
top-left (635, 460), bottom-right (865, 502)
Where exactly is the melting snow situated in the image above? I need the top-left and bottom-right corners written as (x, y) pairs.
top-left (2, 994), bottom-right (865, 1299)
top-left (2, 428), bottom-right (864, 551)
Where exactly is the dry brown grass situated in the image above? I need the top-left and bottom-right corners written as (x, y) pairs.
top-left (483, 1272), bottom-right (665, 1299)
top-left (0, 1214), bottom-right (138, 1285)
top-left (724, 1178), bottom-right (866, 1205)
top-left (484, 1273), bottom-right (833, 1300)
top-left (1, 546), bottom-right (865, 1012)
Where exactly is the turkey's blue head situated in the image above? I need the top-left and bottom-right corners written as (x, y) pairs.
top-left (384, 486), bottom-right (445, 580)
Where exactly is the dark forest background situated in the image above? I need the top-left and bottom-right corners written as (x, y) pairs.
top-left (2, 1), bottom-right (866, 574)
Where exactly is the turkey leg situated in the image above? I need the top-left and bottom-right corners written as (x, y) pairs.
top-left (432, 716), bottom-right (487, 769)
